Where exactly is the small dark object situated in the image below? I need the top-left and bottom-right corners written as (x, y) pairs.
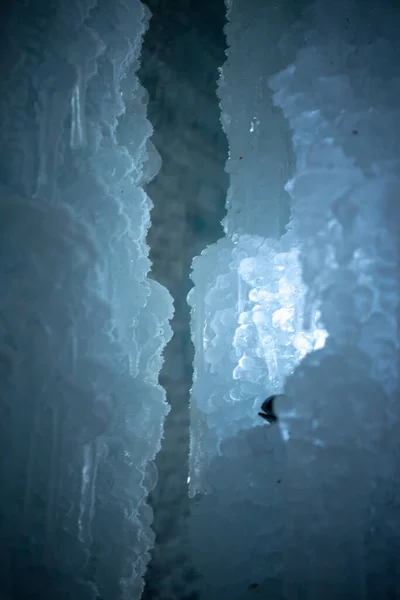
top-left (352, 129), bottom-right (359, 135)
top-left (258, 394), bottom-right (279, 424)
top-left (249, 583), bottom-right (259, 589)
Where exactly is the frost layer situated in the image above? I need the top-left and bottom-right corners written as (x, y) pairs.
top-left (0, 2), bottom-right (172, 600)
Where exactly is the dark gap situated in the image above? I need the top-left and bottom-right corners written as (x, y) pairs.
top-left (139, 0), bottom-right (229, 598)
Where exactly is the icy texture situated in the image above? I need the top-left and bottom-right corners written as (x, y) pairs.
top-left (269, 2), bottom-right (400, 597)
top-left (188, 0), bottom-right (304, 498)
top-left (189, 424), bottom-right (286, 600)
top-left (0, 2), bottom-right (172, 600)
top-left (218, 0), bottom-right (296, 238)
top-left (188, 2), bottom-right (307, 597)
top-left (234, 238), bottom-right (327, 388)
top-left (189, 0), bottom-right (399, 598)
top-left (188, 232), bottom-right (326, 493)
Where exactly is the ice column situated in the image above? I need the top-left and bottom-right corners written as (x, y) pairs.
top-left (0, 2), bottom-right (172, 600)
top-left (188, 2), bottom-right (306, 599)
top-left (270, 2), bottom-right (400, 597)
top-left (189, 0), bottom-right (399, 598)
top-left (188, 0), bottom-right (302, 498)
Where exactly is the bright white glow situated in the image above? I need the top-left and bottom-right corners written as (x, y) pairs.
top-left (272, 307), bottom-right (295, 331)
top-left (314, 328), bottom-right (329, 349)
top-left (234, 245), bottom-right (328, 392)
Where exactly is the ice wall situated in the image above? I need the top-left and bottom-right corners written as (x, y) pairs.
top-left (0, 2), bottom-right (172, 599)
top-left (271, 2), bottom-right (400, 597)
top-left (188, 0), bottom-right (300, 498)
top-left (189, 0), bottom-right (399, 598)
top-left (188, 3), bottom-right (302, 599)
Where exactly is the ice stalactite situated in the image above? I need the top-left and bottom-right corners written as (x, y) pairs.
top-left (0, 1), bottom-right (172, 599)
top-left (34, 64), bottom-right (76, 201)
top-left (68, 25), bottom-right (105, 150)
top-left (78, 440), bottom-right (103, 547)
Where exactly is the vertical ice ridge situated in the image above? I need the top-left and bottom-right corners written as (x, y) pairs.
top-left (188, 0), bottom-right (299, 497)
top-left (269, 1), bottom-right (400, 597)
top-left (68, 21), bottom-right (106, 151)
top-left (187, 6), bottom-right (299, 595)
top-left (189, 0), bottom-right (399, 598)
top-left (0, 1), bottom-right (173, 599)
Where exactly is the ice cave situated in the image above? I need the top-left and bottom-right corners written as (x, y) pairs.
top-left (0, 0), bottom-right (398, 599)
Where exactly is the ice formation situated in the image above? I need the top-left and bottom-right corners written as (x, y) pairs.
top-left (0, 2), bottom-right (172, 599)
top-left (189, 0), bottom-right (399, 598)
top-left (271, 3), bottom-right (400, 596)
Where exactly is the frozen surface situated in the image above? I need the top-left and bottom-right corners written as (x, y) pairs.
top-left (0, 2), bottom-right (172, 599)
top-left (218, 0), bottom-right (297, 238)
top-left (189, 0), bottom-right (399, 598)
top-left (189, 0), bottom-right (304, 497)
top-left (188, 231), bottom-right (327, 493)
top-left (270, 2), bottom-right (400, 596)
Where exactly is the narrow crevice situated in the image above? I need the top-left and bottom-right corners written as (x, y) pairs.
top-left (139, 1), bottom-right (228, 597)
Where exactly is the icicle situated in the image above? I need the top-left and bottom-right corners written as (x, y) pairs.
top-left (70, 67), bottom-right (85, 149)
top-left (194, 286), bottom-right (205, 377)
top-left (34, 69), bottom-right (73, 201)
top-left (78, 439), bottom-right (101, 546)
top-left (237, 269), bottom-right (244, 315)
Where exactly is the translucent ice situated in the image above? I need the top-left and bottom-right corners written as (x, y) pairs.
top-left (0, 2), bottom-right (172, 599)
top-left (189, 0), bottom-right (399, 598)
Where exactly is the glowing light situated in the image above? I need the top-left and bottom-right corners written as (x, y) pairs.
top-left (233, 246), bottom-right (328, 391)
